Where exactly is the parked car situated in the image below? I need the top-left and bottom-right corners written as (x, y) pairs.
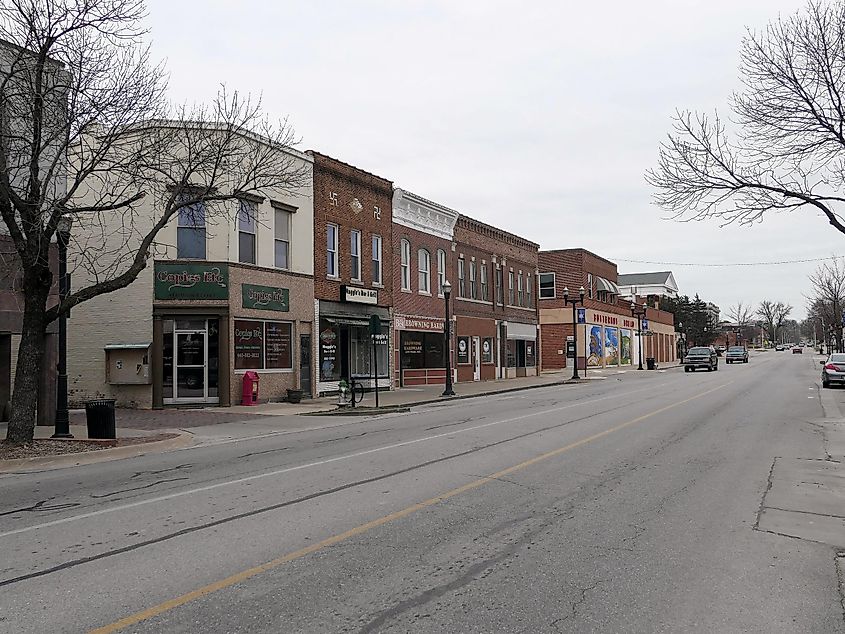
top-left (821, 353), bottom-right (845, 388)
top-left (684, 346), bottom-right (718, 372)
top-left (775, 344), bottom-right (785, 351)
top-left (725, 346), bottom-right (748, 363)
top-left (792, 346), bottom-right (803, 354)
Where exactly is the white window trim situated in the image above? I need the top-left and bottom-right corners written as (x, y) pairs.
top-left (437, 249), bottom-right (446, 297)
top-left (400, 239), bottom-right (411, 291)
top-left (327, 223), bottom-right (339, 279)
top-left (539, 272), bottom-right (556, 299)
top-left (350, 229), bottom-right (362, 282)
top-left (372, 234), bottom-right (383, 287)
top-left (418, 248), bottom-right (431, 295)
top-left (274, 209), bottom-right (291, 270)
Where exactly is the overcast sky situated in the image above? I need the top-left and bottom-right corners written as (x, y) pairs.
top-left (146, 0), bottom-right (839, 320)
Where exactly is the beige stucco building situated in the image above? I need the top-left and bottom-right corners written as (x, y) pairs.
top-left (67, 127), bottom-right (315, 408)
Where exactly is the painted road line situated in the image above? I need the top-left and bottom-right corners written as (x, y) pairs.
top-left (89, 382), bottom-right (729, 634)
top-left (0, 382), bottom-right (671, 539)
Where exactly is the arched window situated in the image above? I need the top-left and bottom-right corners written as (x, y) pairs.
top-left (418, 249), bottom-right (431, 294)
top-left (400, 239), bottom-right (411, 290)
top-left (437, 249), bottom-right (446, 296)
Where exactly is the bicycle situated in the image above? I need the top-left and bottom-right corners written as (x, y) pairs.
top-left (348, 378), bottom-right (366, 407)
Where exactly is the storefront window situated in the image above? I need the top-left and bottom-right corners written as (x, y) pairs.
top-left (350, 327), bottom-right (389, 378)
top-left (482, 337), bottom-right (494, 364)
top-left (234, 319), bottom-right (292, 370)
top-left (506, 340), bottom-right (517, 367)
top-left (319, 320), bottom-right (340, 381)
top-left (208, 319), bottom-right (219, 397)
top-left (525, 340), bottom-right (536, 367)
top-left (401, 331), bottom-right (444, 369)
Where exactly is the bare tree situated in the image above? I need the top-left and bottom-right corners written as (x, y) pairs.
top-left (1, 1), bottom-right (308, 445)
top-left (647, 1), bottom-right (845, 235)
top-left (727, 302), bottom-right (754, 326)
top-left (757, 300), bottom-right (793, 344)
top-left (807, 257), bottom-right (845, 350)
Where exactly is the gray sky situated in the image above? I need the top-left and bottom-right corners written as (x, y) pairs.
top-left (146, 0), bottom-right (840, 320)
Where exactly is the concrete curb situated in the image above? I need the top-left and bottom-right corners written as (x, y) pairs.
top-left (0, 430), bottom-right (194, 474)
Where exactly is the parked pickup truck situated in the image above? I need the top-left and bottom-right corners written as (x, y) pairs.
top-left (725, 346), bottom-right (748, 364)
top-left (684, 346), bottom-right (718, 372)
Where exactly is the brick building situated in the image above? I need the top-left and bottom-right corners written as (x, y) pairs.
top-left (452, 216), bottom-right (539, 382)
top-left (538, 248), bottom-right (676, 371)
top-left (391, 189), bottom-right (458, 387)
top-left (309, 152), bottom-right (394, 395)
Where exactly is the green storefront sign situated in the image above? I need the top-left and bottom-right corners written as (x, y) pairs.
top-left (154, 262), bottom-right (229, 300)
top-left (242, 283), bottom-right (290, 312)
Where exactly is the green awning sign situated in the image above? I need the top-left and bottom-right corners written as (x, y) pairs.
top-left (242, 284), bottom-right (290, 312)
top-left (154, 262), bottom-right (229, 300)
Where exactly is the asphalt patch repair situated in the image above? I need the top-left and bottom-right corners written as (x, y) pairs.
top-left (0, 434), bottom-right (179, 460)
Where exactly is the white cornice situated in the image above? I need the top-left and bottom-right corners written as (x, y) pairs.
top-left (392, 188), bottom-right (459, 241)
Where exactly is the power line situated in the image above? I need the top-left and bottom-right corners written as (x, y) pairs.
top-left (612, 255), bottom-right (843, 267)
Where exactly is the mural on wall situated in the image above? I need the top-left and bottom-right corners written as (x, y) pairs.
top-left (621, 329), bottom-right (632, 365)
top-left (604, 327), bottom-right (619, 366)
top-left (588, 325), bottom-right (603, 367)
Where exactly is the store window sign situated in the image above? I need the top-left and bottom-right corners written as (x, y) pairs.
top-left (242, 284), bottom-right (289, 312)
top-left (577, 308), bottom-right (586, 324)
top-left (154, 263), bottom-right (228, 300)
top-left (457, 337), bottom-right (470, 364)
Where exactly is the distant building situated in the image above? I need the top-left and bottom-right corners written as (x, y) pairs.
top-left (705, 302), bottom-right (720, 329)
top-left (617, 271), bottom-right (679, 300)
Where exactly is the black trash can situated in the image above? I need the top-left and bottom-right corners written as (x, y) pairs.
top-left (85, 399), bottom-right (116, 439)
top-left (646, 357), bottom-right (656, 370)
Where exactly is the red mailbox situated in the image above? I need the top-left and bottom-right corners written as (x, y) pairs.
top-left (242, 371), bottom-right (260, 405)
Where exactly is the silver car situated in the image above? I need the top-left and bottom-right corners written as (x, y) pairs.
top-left (821, 353), bottom-right (845, 388)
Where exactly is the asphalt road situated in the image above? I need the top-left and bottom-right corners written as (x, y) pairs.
top-left (1, 352), bottom-right (843, 633)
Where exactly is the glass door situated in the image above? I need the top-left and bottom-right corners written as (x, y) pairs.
top-left (162, 318), bottom-right (219, 404)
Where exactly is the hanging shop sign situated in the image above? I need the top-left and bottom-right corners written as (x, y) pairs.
top-left (341, 285), bottom-right (378, 305)
top-left (154, 262), bottom-right (229, 300)
top-left (242, 284), bottom-right (290, 312)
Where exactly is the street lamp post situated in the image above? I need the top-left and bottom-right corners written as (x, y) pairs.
top-left (442, 280), bottom-right (455, 397)
top-left (562, 286), bottom-right (586, 380)
top-left (631, 301), bottom-right (648, 370)
top-left (52, 217), bottom-right (73, 438)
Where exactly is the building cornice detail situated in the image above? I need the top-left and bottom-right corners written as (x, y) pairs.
top-left (392, 188), bottom-right (459, 241)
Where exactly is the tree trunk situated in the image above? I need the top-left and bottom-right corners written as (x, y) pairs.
top-left (5, 267), bottom-right (51, 445)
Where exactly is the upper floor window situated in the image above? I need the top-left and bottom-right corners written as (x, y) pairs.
top-left (587, 273), bottom-right (594, 299)
top-left (539, 273), bottom-right (555, 299)
top-left (517, 272), bottom-right (524, 306)
top-left (508, 271), bottom-right (515, 305)
top-left (274, 208), bottom-right (290, 269)
top-left (400, 239), bottom-right (411, 290)
top-left (469, 261), bottom-right (477, 299)
top-left (326, 223), bottom-right (339, 277)
top-left (177, 199), bottom-right (206, 259)
top-left (480, 264), bottom-right (488, 301)
top-left (350, 229), bottom-right (362, 281)
top-left (458, 257), bottom-right (466, 298)
top-left (496, 266), bottom-right (504, 305)
top-left (372, 235), bottom-right (382, 285)
top-left (418, 249), bottom-right (431, 294)
top-left (437, 249), bottom-right (446, 296)
top-left (238, 200), bottom-right (257, 265)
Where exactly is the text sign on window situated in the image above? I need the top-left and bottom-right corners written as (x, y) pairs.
top-left (242, 284), bottom-right (290, 312)
top-left (234, 320), bottom-right (263, 369)
top-left (457, 336), bottom-right (470, 364)
top-left (265, 322), bottom-right (292, 369)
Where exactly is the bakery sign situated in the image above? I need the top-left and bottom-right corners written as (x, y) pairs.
top-left (395, 315), bottom-right (444, 332)
top-left (341, 285), bottom-right (378, 305)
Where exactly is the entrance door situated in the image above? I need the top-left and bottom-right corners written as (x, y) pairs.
top-left (472, 337), bottom-right (481, 381)
top-left (300, 334), bottom-right (312, 398)
top-left (163, 318), bottom-right (219, 404)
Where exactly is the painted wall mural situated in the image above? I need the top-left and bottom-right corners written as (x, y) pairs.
top-left (588, 325), bottom-right (603, 367)
top-left (604, 327), bottom-right (619, 366)
top-left (621, 329), bottom-right (632, 365)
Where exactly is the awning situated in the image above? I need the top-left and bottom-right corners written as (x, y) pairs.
top-left (506, 322), bottom-right (537, 341)
top-left (325, 317), bottom-right (371, 327)
top-left (103, 342), bottom-right (151, 350)
top-left (596, 276), bottom-right (620, 295)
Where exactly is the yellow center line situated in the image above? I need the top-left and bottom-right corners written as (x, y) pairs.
top-left (90, 382), bottom-right (729, 633)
